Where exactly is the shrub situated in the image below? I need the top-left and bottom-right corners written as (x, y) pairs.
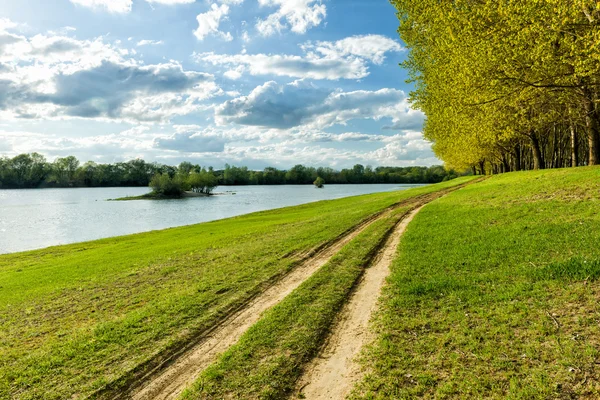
top-left (188, 171), bottom-right (218, 194)
top-left (149, 173), bottom-right (184, 196)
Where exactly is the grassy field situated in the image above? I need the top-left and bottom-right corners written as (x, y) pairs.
top-left (352, 167), bottom-right (600, 399)
top-left (0, 178), bottom-right (472, 400)
top-left (181, 206), bottom-right (411, 400)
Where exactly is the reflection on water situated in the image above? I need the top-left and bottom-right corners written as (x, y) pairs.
top-left (0, 184), bottom-right (424, 254)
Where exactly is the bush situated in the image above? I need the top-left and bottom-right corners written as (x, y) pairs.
top-left (149, 173), bottom-right (184, 196)
top-left (314, 176), bottom-right (325, 188)
top-left (188, 171), bottom-right (218, 194)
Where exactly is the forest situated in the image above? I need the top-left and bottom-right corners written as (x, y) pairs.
top-left (0, 153), bottom-right (460, 189)
top-left (392, 1), bottom-right (600, 173)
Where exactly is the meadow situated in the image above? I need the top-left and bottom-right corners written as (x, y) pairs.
top-left (0, 178), bottom-right (471, 399)
top-left (352, 167), bottom-right (600, 399)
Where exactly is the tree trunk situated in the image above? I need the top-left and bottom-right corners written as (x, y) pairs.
top-left (514, 143), bottom-right (521, 171)
top-left (529, 132), bottom-right (544, 170)
top-left (570, 124), bottom-right (578, 167)
top-left (502, 155), bottom-right (510, 173)
top-left (583, 89), bottom-right (600, 165)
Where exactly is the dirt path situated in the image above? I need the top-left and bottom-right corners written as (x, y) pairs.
top-left (128, 207), bottom-right (403, 400)
top-left (296, 205), bottom-right (424, 400)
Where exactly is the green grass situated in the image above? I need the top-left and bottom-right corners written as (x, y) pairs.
top-left (352, 167), bottom-right (600, 399)
top-left (0, 178), bottom-right (472, 400)
top-left (181, 206), bottom-right (412, 400)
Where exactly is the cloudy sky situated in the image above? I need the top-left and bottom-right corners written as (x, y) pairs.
top-left (0, 0), bottom-right (438, 169)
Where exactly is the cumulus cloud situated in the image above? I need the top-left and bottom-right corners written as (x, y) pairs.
top-left (31, 61), bottom-right (216, 121)
top-left (215, 80), bottom-right (425, 131)
top-left (0, 23), bottom-right (220, 123)
top-left (301, 35), bottom-right (403, 65)
top-left (154, 131), bottom-right (227, 152)
top-left (194, 35), bottom-right (401, 80)
top-left (196, 52), bottom-right (367, 80)
top-left (256, 0), bottom-right (326, 36)
top-left (194, 4), bottom-right (233, 42)
top-left (69, 0), bottom-right (133, 13)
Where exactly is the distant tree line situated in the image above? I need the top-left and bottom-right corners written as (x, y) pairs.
top-left (0, 153), bottom-right (463, 189)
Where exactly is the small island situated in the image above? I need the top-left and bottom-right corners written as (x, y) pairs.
top-left (115, 170), bottom-right (218, 201)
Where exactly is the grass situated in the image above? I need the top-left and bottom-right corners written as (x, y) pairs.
top-left (181, 206), bottom-right (412, 400)
top-left (0, 178), bottom-right (472, 400)
top-left (351, 167), bottom-right (600, 399)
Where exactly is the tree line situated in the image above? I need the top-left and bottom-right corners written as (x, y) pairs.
top-left (392, 1), bottom-right (600, 173)
top-left (0, 153), bottom-right (461, 189)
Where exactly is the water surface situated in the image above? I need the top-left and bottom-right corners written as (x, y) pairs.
top-left (0, 184), bottom-right (424, 254)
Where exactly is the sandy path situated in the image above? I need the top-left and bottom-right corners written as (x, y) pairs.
top-left (296, 205), bottom-right (424, 400)
top-left (128, 207), bottom-right (400, 400)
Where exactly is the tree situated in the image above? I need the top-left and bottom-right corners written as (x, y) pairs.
top-left (314, 176), bottom-right (325, 188)
top-left (187, 170), bottom-right (218, 194)
top-left (391, 0), bottom-right (600, 172)
top-left (149, 173), bottom-right (184, 196)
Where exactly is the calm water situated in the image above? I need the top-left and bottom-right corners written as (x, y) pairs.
top-left (0, 184), bottom-right (423, 254)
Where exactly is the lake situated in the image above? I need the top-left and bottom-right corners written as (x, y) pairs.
top-left (0, 184), bottom-right (424, 254)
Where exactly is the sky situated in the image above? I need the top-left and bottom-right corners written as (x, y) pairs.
top-left (0, 0), bottom-right (439, 170)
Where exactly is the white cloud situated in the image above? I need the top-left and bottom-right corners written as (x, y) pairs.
top-left (215, 80), bottom-right (425, 130)
top-left (301, 35), bottom-right (403, 65)
top-left (69, 0), bottom-right (133, 13)
top-left (0, 26), bottom-right (221, 123)
top-left (137, 39), bottom-right (164, 46)
top-left (194, 35), bottom-right (401, 81)
top-left (153, 130), bottom-right (227, 152)
top-left (196, 51), bottom-right (367, 80)
top-left (223, 65), bottom-right (245, 80)
top-left (194, 3), bottom-right (233, 42)
top-left (256, 0), bottom-right (326, 36)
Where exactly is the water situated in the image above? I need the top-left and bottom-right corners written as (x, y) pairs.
top-left (0, 184), bottom-right (424, 254)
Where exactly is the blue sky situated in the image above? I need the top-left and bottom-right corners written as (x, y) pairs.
top-left (0, 0), bottom-right (438, 169)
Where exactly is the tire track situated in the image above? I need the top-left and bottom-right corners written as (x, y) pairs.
top-left (108, 183), bottom-right (475, 399)
top-left (296, 206), bottom-right (424, 400)
top-left (127, 206), bottom-right (408, 399)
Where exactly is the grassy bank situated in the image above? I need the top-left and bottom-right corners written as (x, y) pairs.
top-left (0, 178), bottom-right (472, 399)
top-left (352, 167), bottom-right (600, 399)
top-left (181, 206), bottom-right (411, 399)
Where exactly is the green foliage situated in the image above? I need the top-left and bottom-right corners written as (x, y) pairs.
top-left (393, 1), bottom-right (600, 171)
top-left (314, 176), bottom-right (325, 188)
top-left (149, 173), bottom-right (185, 196)
top-left (187, 170), bottom-right (218, 194)
top-left (352, 166), bottom-right (600, 399)
top-left (0, 154), bottom-right (462, 189)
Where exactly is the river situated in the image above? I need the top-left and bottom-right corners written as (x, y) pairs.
top-left (0, 184), bottom-right (424, 254)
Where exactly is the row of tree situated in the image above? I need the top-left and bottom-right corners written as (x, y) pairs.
top-left (392, 1), bottom-right (600, 173)
top-left (0, 153), bottom-right (462, 189)
top-left (216, 164), bottom-right (460, 185)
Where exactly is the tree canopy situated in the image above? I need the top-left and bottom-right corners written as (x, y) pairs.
top-left (392, 0), bottom-right (600, 173)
